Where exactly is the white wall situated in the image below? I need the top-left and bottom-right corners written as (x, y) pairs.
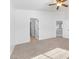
top-left (15, 10), bottom-right (56, 45)
top-left (14, 9), bottom-right (69, 45)
top-left (10, 0), bottom-right (15, 54)
top-left (63, 20), bottom-right (69, 38)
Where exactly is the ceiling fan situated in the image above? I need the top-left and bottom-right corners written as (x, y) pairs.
top-left (48, 0), bottom-right (68, 10)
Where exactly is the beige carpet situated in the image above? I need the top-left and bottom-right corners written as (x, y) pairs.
top-left (11, 38), bottom-right (69, 59)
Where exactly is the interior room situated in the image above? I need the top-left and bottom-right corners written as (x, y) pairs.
top-left (10, 0), bottom-right (69, 59)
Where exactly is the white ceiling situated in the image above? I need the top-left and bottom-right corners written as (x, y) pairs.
top-left (12, 0), bottom-right (69, 11)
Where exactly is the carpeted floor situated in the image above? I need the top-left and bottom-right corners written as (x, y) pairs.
top-left (11, 38), bottom-right (69, 59)
top-left (32, 48), bottom-right (69, 59)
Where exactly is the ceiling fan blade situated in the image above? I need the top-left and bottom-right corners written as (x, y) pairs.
top-left (56, 6), bottom-right (59, 10)
top-left (62, 4), bottom-right (68, 7)
top-left (49, 3), bottom-right (56, 6)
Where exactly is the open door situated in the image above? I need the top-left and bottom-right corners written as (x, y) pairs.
top-left (30, 18), bottom-right (39, 43)
top-left (56, 21), bottom-right (63, 38)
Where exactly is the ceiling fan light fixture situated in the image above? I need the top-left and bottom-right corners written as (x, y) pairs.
top-left (57, 2), bottom-right (63, 6)
top-left (48, 0), bottom-right (68, 10)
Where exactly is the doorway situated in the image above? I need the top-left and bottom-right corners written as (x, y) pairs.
top-left (30, 18), bottom-right (39, 43)
top-left (56, 21), bottom-right (63, 38)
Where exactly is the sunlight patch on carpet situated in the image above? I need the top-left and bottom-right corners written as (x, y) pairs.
top-left (31, 48), bottom-right (69, 59)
